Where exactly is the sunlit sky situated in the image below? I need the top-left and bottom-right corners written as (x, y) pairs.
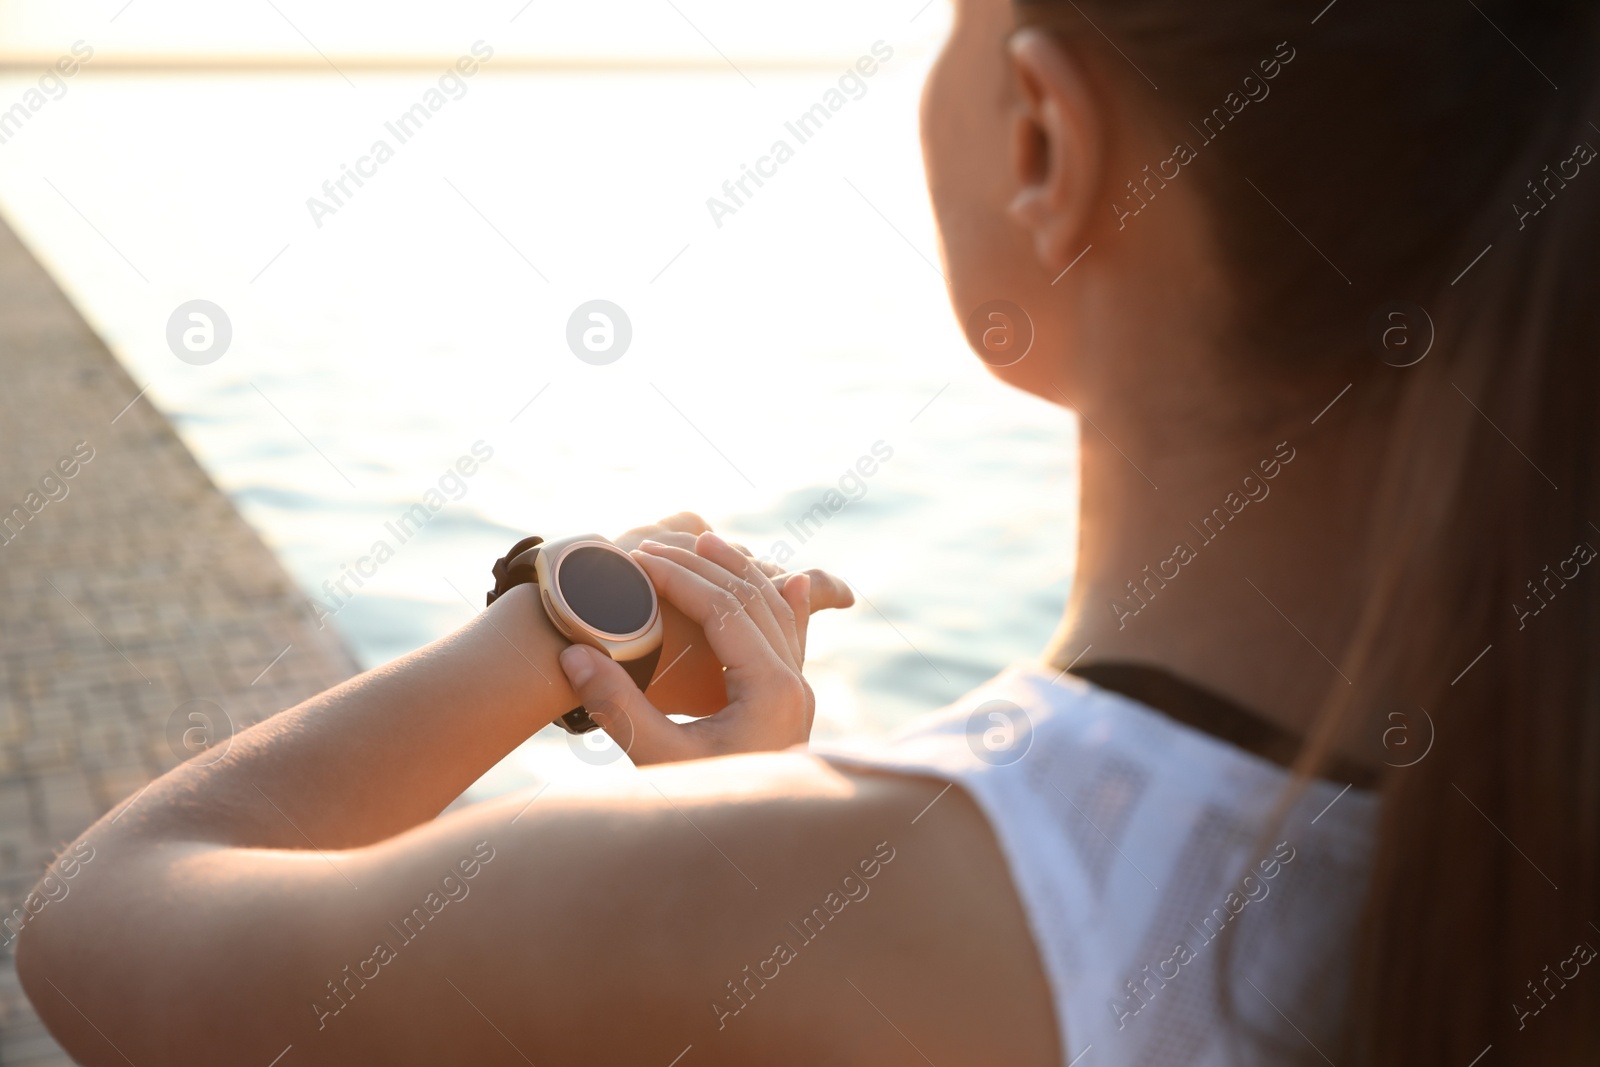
top-left (0, 1), bottom-right (950, 63)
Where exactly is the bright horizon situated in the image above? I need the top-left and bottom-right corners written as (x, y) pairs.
top-left (0, 0), bottom-right (950, 65)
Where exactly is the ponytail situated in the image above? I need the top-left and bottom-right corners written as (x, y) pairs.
top-left (1019, 0), bottom-right (1600, 1059)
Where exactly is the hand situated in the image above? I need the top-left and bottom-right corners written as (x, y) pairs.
top-left (557, 531), bottom-right (818, 764)
top-left (612, 512), bottom-right (852, 717)
top-left (614, 511), bottom-right (853, 607)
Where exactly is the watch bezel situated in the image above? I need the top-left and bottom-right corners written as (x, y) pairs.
top-left (533, 534), bottom-right (663, 661)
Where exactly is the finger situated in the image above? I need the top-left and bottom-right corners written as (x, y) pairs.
top-left (799, 672), bottom-right (816, 734)
top-left (782, 573), bottom-right (812, 660)
top-left (615, 527), bottom-right (700, 553)
top-left (696, 532), bottom-right (802, 663)
top-left (797, 569), bottom-right (855, 612)
top-left (637, 540), bottom-right (798, 670)
top-left (618, 515), bottom-right (764, 571)
top-left (656, 511), bottom-right (712, 536)
top-left (631, 550), bottom-right (794, 681)
top-left (638, 531), bottom-right (700, 553)
top-left (557, 645), bottom-right (687, 764)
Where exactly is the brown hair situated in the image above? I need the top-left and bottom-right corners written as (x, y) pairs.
top-left (1017, 0), bottom-right (1600, 1061)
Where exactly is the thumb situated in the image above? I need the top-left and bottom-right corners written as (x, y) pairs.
top-left (557, 645), bottom-right (680, 762)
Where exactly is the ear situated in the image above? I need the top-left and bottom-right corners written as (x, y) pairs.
top-left (1006, 28), bottom-right (1103, 270)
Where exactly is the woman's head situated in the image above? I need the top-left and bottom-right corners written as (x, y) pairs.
top-left (925, 0), bottom-right (1600, 1062)
top-left (922, 0), bottom-right (1598, 419)
top-left (921, 0), bottom-right (1234, 420)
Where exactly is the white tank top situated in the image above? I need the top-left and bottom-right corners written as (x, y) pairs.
top-left (813, 661), bottom-right (1377, 1067)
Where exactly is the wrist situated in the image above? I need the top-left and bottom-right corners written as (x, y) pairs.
top-left (475, 582), bottom-right (580, 730)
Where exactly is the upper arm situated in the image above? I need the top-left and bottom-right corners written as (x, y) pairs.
top-left (21, 753), bottom-right (1060, 1067)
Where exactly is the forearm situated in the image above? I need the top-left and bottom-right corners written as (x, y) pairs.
top-left (108, 583), bottom-right (572, 851)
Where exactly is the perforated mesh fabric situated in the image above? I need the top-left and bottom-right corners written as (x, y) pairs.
top-left (813, 662), bottom-right (1375, 1067)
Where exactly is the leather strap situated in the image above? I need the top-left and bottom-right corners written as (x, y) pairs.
top-left (488, 535), bottom-right (659, 736)
top-left (558, 643), bottom-right (662, 734)
top-left (486, 535), bottom-right (546, 607)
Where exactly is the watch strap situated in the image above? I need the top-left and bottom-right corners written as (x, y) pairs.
top-left (623, 644), bottom-right (663, 690)
top-left (487, 535), bottom-right (546, 607)
top-left (558, 643), bottom-right (663, 735)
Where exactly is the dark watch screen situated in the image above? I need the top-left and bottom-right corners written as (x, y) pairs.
top-left (557, 546), bottom-right (653, 635)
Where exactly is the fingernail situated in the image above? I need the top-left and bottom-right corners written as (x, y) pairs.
top-left (701, 531), bottom-right (727, 550)
top-left (560, 645), bottom-right (595, 685)
top-left (639, 539), bottom-right (667, 551)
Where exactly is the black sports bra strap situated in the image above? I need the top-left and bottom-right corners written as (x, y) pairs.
top-left (1068, 662), bottom-right (1381, 790)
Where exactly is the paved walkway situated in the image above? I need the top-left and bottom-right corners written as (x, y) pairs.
top-left (0, 216), bottom-right (358, 1062)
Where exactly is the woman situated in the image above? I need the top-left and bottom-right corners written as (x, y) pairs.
top-left (19, 0), bottom-right (1600, 1062)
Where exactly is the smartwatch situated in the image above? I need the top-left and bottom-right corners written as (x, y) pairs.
top-left (487, 533), bottom-right (664, 735)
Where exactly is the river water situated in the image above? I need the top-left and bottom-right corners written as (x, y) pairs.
top-left (0, 49), bottom-right (1078, 794)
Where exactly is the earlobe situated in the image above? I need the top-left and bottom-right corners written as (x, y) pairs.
top-left (1005, 29), bottom-right (1103, 271)
top-left (1008, 185), bottom-right (1060, 266)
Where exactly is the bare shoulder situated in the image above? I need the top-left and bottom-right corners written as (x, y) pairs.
top-left (364, 751), bottom-right (1063, 1065)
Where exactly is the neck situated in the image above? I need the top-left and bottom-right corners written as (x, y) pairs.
top-left (1043, 398), bottom-right (1384, 767)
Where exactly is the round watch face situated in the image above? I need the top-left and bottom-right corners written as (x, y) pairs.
top-left (555, 545), bottom-right (654, 636)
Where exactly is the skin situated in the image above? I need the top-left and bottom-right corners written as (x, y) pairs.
top-left (17, 0), bottom-right (1388, 1061)
top-left (17, 525), bottom-right (1057, 1065)
top-left (928, 3), bottom-right (1388, 766)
